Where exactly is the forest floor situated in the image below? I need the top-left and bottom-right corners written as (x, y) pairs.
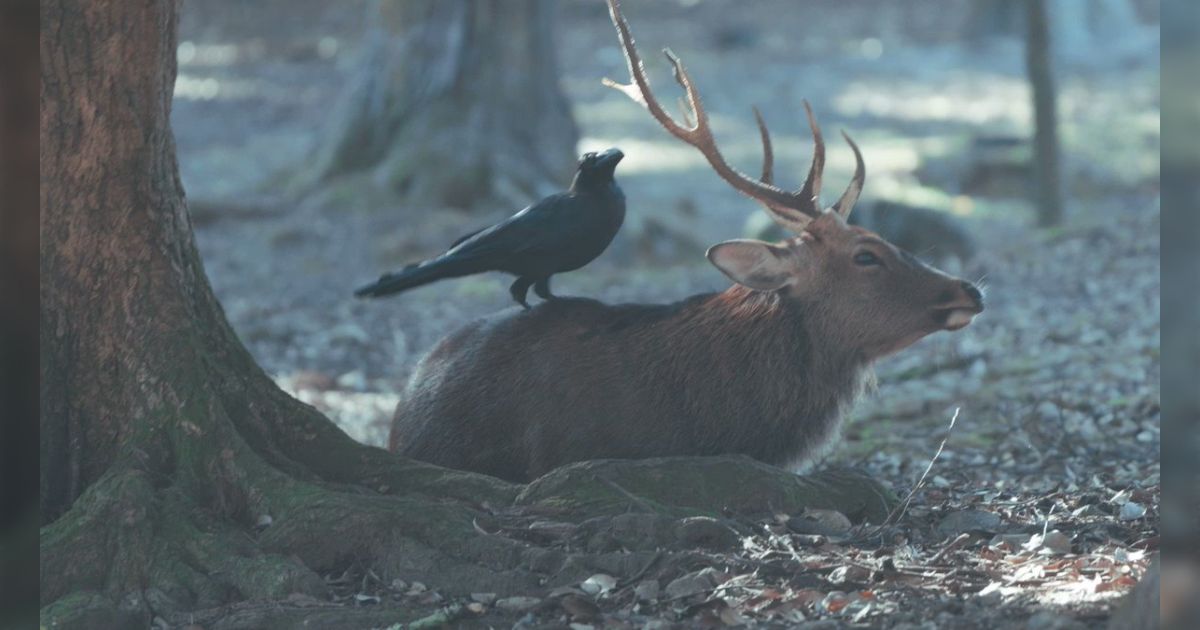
top-left (174, 1), bottom-right (1159, 627)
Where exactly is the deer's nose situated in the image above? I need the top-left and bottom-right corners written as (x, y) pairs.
top-left (961, 281), bottom-right (983, 306)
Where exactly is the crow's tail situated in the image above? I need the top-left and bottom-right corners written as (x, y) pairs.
top-left (354, 255), bottom-right (486, 298)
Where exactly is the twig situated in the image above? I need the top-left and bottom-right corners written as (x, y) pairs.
top-left (929, 532), bottom-right (972, 564)
top-left (1040, 502), bottom-right (1057, 538)
top-left (884, 407), bottom-right (961, 526)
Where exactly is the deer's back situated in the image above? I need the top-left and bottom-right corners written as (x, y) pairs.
top-left (390, 295), bottom-right (865, 482)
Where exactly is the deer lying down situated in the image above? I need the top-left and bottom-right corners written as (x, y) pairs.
top-left (387, 0), bottom-right (984, 482)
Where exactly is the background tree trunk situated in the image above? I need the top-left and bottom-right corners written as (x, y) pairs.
top-left (1024, 0), bottom-right (1064, 227)
top-left (308, 0), bottom-right (580, 210)
top-left (39, 2), bottom-right (892, 626)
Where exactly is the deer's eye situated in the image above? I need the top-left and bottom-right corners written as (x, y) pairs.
top-left (853, 251), bottom-right (882, 266)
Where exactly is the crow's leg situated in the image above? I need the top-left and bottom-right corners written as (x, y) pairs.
top-left (533, 276), bottom-right (556, 300)
top-left (509, 277), bottom-right (534, 309)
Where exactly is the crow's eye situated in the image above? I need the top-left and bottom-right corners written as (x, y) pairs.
top-left (853, 251), bottom-right (882, 266)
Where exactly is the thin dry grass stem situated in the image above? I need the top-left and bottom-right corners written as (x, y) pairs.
top-left (884, 406), bottom-right (960, 527)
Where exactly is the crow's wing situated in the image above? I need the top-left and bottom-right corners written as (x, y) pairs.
top-left (444, 193), bottom-right (580, 261)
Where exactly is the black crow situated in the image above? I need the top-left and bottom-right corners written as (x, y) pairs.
top-left (355, 148), bottom-right (625, 308)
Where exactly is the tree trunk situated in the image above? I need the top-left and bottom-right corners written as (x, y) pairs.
top-left (40, 1), bottom-right (533, 624)
top-left (308, 0), bottom-right (579, 210)
top-left (1024, 0), bottom-right (1064, 227)
top-left (39, 2), bottom-right (893, 627)
top-left (1, 1), bottom-right (40, 627)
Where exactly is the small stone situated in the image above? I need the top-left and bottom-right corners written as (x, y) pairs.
top-left (1036, 401), bottom-right (1060, 421)
top-left (1119, 502), bottom-right (1147, 521)
top-left (255, 514), bottom-right (273, 529)
top-left (580, 574), bottom-right (616, 596)
top-left (634, 579), bottom-right (660, 601)
top-left (787, 509), bottom-right (852, 537)
top-left (820, 591), bottom-right (850, 614)
top-left (827, 564), bottom-right (871, 586)
top-left (470, 592), bottom-right (496, 605)
top-left (1027, 530), bottom-right (1072, 555)
top-left (495, 596), bottom-right (542, 612)
top-left (664, 567), bottom-right (723, 600)
top-left (466, 602), bottom-right (486, 614)
top-left (936, 509), bottom-right (1002, 537)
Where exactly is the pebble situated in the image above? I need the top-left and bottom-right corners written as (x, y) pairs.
top-left (787, 509), bottom-right (852, 537)
top-left (664, 568), bottom-right (723, 600)
top-left (936, 509), bottom-right (1002, 537)
top-left (1119, 502), bottom-right (1147, 521)
top-left (470, 592), bottom-right (496, 604)
top-left (634, 579), bottom-right (660, 601)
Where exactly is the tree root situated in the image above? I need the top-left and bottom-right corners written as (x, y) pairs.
top-left (41, 377), bottom-right (896, 628)
top-left (42, 444), bottom-right (895, 628)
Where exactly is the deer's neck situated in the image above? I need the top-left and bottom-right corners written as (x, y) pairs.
top-left (681, 285), bottom-right (865, 367)
top-left (660, 285), bottom-right (871, 466)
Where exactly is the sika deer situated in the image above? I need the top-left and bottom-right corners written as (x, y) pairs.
top-left (388, 0), bottom-right (984, 482)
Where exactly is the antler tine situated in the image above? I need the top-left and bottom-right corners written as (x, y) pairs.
top-left (750, 106), bottom-right (813, 230)
top-left (752, 106), bottom-right (774, 185)
top-left (831, 130), bottom-right (866, 217)
top-left (799, 100), bottom-right (825, 208)
top-left (602, 0), bottom-right (821, 230)
top-left (601, 0), bottom-right (691, 138)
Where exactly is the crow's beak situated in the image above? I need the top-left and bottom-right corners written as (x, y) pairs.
top-left (595, 148), bottom-right (624, 169)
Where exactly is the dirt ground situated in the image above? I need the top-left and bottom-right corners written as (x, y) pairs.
top-left (173, 1), bottom-right (1159, 627)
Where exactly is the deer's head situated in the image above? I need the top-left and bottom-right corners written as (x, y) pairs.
top-left (604, 0), bottom-right (983, 360)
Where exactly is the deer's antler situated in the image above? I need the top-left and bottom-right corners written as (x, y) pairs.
top-left (602, 0), bottom-right (865, 232)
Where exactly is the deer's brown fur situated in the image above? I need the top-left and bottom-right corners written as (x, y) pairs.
top-left (387, 0), bottom-right (983, 481)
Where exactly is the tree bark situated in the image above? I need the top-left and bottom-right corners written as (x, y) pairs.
top-left (39, 2), bottom-right (894, 627)
top-left (308, 0), bottom-right (579, 210)
top-left (1024, 0), bottom-right (1064, 227)
top-left (1, 1), bottom-right (41, 627)
top-left (41, 1), bottom-right (530, 623)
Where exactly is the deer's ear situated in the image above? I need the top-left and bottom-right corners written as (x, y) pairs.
top-left (706, 239), bottom-right (797, 291)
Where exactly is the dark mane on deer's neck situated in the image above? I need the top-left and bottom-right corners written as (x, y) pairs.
top-left (591, 284), bottom-right (864, 375)
top-left (593, 285), bottom-right (773, 331)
